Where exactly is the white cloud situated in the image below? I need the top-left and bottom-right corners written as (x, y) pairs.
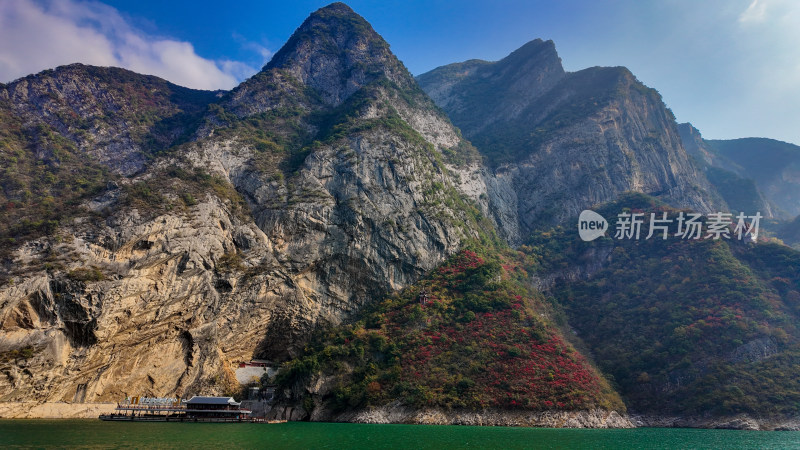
top-left (0, 0), bottom-right (258, 90)
top-left (232, 32), bottom-right (274, 63)
top-left (739, 0), bottom-right (767, 24)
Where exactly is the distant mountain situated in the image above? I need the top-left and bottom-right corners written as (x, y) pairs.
top-left (534, 194), bottom-right (800, 421)
top-left (678, 123), bottom-right (774, 218)
top-left (707, 138), bottom-right (800, 218)
top-left (418, 40), bottom-right (723, 236)
top-left (678, 122), bottom-right (800, 218)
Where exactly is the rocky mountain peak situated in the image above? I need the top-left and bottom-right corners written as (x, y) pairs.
top-left (678, 122), bottom-right (713, 165)
top-left (417, 38), bottom-right (566, 138)
top-left (494, 38), bottom-right (563, 76)
top-left (261, 2), bottom-right (410, 107)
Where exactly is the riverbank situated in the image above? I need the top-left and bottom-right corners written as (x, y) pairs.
top-left (333, 406), bottom-right (634, 428)
top-left (0, 402), bottom-right (117, 419)
top-left (3, 402), bottom-right (799, 431)
top-left (631, 414), bottom-right (800, 431)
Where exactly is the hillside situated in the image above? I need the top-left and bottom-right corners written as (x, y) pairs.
top-left (530, 194), bottom-right (800, 419)
top-left (706, 138), bottom-right (800, 217)
top-left (269, 192), bottom-right (800, 426)
top-left (268, 247), bottom-right (626, 425)
top-left (677, 122), bottom-right (800, 219)
top-left (677, 123), bottom-right (773, 218)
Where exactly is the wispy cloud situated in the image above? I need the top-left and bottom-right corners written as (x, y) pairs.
top-left (739, 0), bottom-right (767, 24)
top-left (232, 32), bottom-right (274, 64)
top-left (0, 0), bottom-right (259, 90)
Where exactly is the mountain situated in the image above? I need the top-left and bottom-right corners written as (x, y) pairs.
top-left (2, 2), bottom-right (800, 430)
top-left (678, 123), bottom-right (777, 218)
top-left (0, 2), bottom-right (490, 404)
top-left (677, 123), bottom-right (774, 218)
top-left (418, 41), bottom-right (723, 239)
top-left (706, 138), bottom-right (800, 218)
top-left (0, 64), bottom-right (218, 176)
top-left (265, 194), bottom-right (800, 427)
top-left (0, 66), bottom-right (219, 259)
top-left (678, 122), bottom-right (800, 219)
top-left (418, 40), bottom-right (566, 140)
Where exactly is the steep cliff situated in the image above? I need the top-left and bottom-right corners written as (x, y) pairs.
top-left (418, 42), bottom-right (723, 239)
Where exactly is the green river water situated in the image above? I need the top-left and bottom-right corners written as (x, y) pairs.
top-left (2, 420), bottom-right (800, 449)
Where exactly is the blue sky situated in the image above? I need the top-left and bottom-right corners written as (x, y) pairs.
top-left (1, 0), bottom-right (798, 145)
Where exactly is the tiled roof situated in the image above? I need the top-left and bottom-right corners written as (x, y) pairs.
top-left (185, 396), bottom-right (239, 405)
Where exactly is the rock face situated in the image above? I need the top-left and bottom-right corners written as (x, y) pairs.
top-left (0, 3), bottom-right (484, 404)
top-left (0, 402), bottom-right (117, 419)
top-left (419, 42), bottom-right (722, 241)
top-left (324, 403), bottom-right (633, 428)
top-left (632, 414), bottom-right (800, 431)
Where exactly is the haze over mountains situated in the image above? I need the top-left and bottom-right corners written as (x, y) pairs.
top-left (1, 2), bottom-right (799, 429)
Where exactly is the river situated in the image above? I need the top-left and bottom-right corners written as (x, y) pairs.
top-left (2, 420), bottom-right (799, 449)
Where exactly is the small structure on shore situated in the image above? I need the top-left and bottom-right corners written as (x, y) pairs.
top-left (99, 395), bottom-right (258, 422)
top-left (184, 396), bottom-right (250, 421)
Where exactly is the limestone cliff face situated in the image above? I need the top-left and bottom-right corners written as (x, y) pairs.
top-left (0, 3), bottom-right (484, 403)
top-left (1, 198), bottom-right (275, 401)
top-left (419, 43), bottom-right (723, 240)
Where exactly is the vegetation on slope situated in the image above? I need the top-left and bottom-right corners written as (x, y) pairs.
top-left (704, 167), bottom-right (765, 216)
top-left (706, 138), bottom-right (800, 183)
top-left (272, 247), bottom-right (624, 414)
top-left (0, 109), bottom-right (112, 255)
top-left (530, 193), bottom-right (800, 417)
top-left (776, 215), bottom-right (800, 250)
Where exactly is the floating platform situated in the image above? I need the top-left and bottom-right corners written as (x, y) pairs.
top-left (98, 396), bottom-right (282, 423)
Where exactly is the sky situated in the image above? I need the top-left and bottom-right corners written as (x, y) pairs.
top-left (0, 0), bottom-right (798, 145)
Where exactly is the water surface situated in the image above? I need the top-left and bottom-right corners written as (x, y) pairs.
top-left (2, 420), bottom-right (799, 449)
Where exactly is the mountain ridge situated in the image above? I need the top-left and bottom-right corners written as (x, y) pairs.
top-left (418, 40), bottom-right (724, 236)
